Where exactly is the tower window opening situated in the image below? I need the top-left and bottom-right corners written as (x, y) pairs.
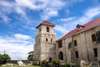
top-left (47, 27), bottom-right (49, 32)
top-left (58, 51), bottom-right (63, 60)
top-left (46, 38), bottom-right (48, 42)
top-left (96, 31), bottom-right (100, 43)
top-left (58, 40), bottom-right (62, 48)
top-left (75, 51), bottom-right (79, 58)
top-left (74, 40), bottom-right (77, 46)
top-left (51, 39), bottom-right (52, 43)
top-left (91, 34), bottom-right (96, 42)
top-left (93, 48), bottom-right (98, 57)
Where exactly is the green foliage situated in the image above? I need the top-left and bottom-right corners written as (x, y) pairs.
top-left (27, 51), bottom-right (33, 61)
top-left (28, 54), bottom-right (33, 61)
top-left (0, 53), bottom-right (11, 64)
top-left (74, 64), bottom-right (80, 67)
top-left (41, 60), bottom-right (47, 64)
top-left (52, 59), bottom-right (60, 64)
top-left (64, 64), bottom-right (70, 67)
top-left (64, 63), bottom-right (80, 67)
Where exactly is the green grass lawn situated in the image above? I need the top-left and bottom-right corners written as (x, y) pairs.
top-left (0, 64), bottom-right (40, 67)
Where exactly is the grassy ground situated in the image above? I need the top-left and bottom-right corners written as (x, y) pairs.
top-left (0, 64), bottom-right (40, 67)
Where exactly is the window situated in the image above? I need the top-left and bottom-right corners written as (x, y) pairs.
top-left (46, 38), bottom-right (48, 42)
top-left (75, 51), bottom-right (79, 58)
top-left (49, 57), bottom-right (52, 62)
top-left (47, 27), bottom-right (49, 32)
top-left (74, 40), bottom-right (77, 46)
top-left (58, 52), bottom-right (63, 60)
top-left (58, 40), bottom-right (62, 48)
top-left (91, 34), bottom-right (96, 42)
top-left (96, 31), bottom-right (100, 43)
top-left (91, 31), bottom-right (100, 43)
top-left (68, 42), bottom-right (72, 49)
top-left (68, 41), bottom-right (77, 49)
top-left (93, 48), bottom-right (98, 57)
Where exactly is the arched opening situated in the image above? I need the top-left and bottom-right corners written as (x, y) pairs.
top-left (68, 42), bottom-right (72, 49)
top-left (58, 40), bottom-right (62, 48)
top-left (58, 51), bottom-right (63, 60)
top-left (46, 38), bottom-right (48, 42)
top-left (47, 27), bottom-right (49, 32)
top-left (49, 57), bottom-right (52, 62)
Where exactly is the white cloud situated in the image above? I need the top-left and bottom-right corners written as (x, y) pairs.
top-left (0, 0), bottom-right (84, 21)
top-left (52, 6), bottom-right (100, 36)
top-left (16, 0), bottom-right (37, 10)
top-left (14, 33), bottom-right (32, 40)
top-left (43, 9), bottom-right (58, 20)
top-left (61, 6), bottom-right (100, 28)
top-left (40, 0), bottom-right (66, 19)
top-left (0, 33), bottom-right (34, 60)
top-left (85, 6), bottom-right (100, 18)
top-left (73, 6), bottom-right (100, 25)
top-left (0, 0), bottom-right (85, 24)
top-left (55, 25), bottom-right (68, 33)
top-left (60, 17), bottom-right (76, 22)
top-left (56, 6), bottom-right (100, 36)
top-left (0, 15), bottom-right (11, 24)
top-left (15, 7), bottom-right (26, 15)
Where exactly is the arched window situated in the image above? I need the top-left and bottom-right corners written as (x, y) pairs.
top-left (74, 40), bottom-right (77, 46)
top-left (58, 51), bottom-right (63, 60)
top-left (49, 57), bottom-right (52, 62)
top-left (68, 42), bottom-right (72, 49)
top-left (75, 51), bottom-right (79, 58)
top-left (46, 38), bottom-right (48, 42)
top-left (58, 40), bottom-right (62, 48)
top-left (47, 27), bottom-right (49, 32)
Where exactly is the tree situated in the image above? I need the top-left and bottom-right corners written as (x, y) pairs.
top-left (28, 54), bottom-right (33, 61)
top-left (27, 51), bottom-right (33, 61)
top-left (0, 53), bottom-right (11, 64)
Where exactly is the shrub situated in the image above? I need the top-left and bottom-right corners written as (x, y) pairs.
top-left (41, 60), bottom-right (47, 64)
top-left (0, 53), bottom-right (11, 65)
top-left (64, 64), bottom-right (70, 67)
top-left (52, 59), bottom-right (60, 64)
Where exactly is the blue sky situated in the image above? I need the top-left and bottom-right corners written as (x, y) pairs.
top-left (0, 0), bottom-right (100, 60)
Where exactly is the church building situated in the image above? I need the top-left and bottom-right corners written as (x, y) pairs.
top-left (34, 18), bottom-right (100, 64)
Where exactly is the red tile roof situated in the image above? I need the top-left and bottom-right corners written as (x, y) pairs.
top-left (59, 18), bottom-right (100, 40)
top-left (36, 20), bottom-right (55, 28)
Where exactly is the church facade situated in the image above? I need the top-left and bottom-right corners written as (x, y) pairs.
top-left (34, 18), bottom-right (100, 64)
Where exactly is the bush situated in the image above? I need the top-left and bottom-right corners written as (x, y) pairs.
top-left (64, 64), bottom-right (70, 67)
top-left (74, 64), bottom-right (80, 67)
top-left (52, 59), bottom-right (60, 64)
top-left (0, 53), bottom-right (11, 65)
top-left (27, 54), bottom-right (33, 61)
top-left (41, 60), bottom-right (49, 67)
top-left (41, 60), bottom-right (47, 64)
top-left (64, 63), bottom-right (80, 67)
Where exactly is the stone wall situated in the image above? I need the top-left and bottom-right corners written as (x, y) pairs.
top-left (56, 26), bottom-right (100, 64)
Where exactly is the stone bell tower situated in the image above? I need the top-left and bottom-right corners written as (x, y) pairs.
top-left (34, 20), bottom-right (56, 62)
